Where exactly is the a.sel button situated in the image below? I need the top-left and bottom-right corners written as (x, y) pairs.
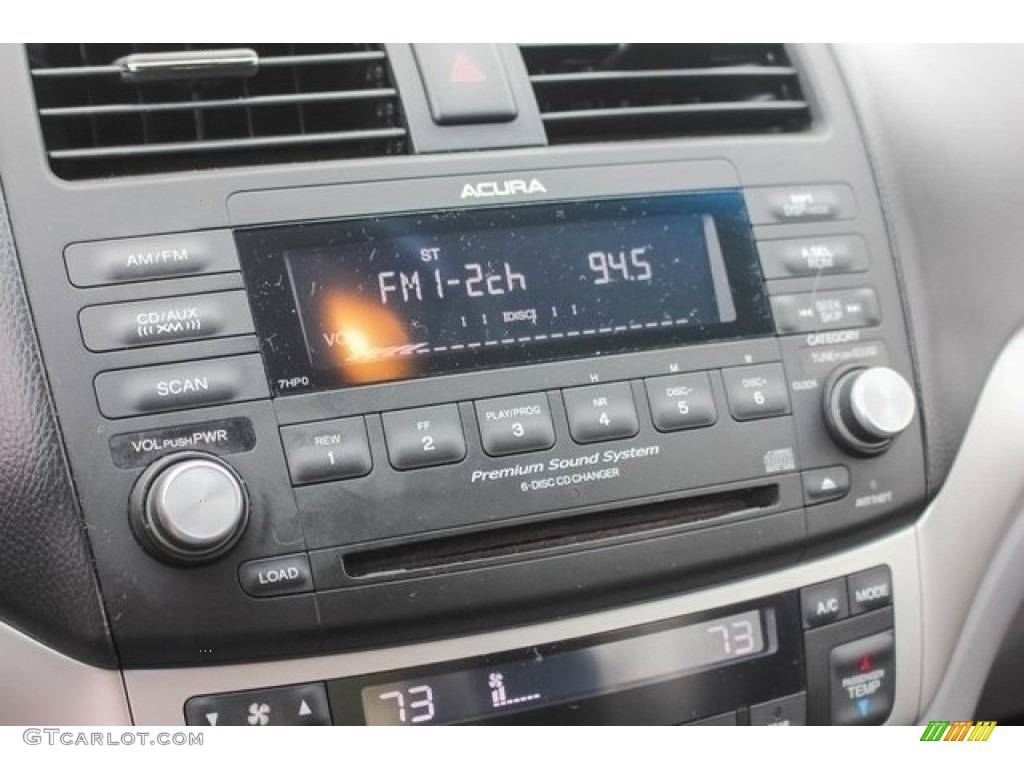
top-left (562, 383), bottom-right (639, 444)
top-left (66, 229), bottom-right (240, 287)
top-left (94, 355), bottom-right (269, 418)
top-left (383, 404), bottom-right (466, 470)
top-left (239, 554), bottom-right (313, 598)
top-left (185, 682), bottom-right (330, 726)
top-left (757, 235), bottom-right (870, 279)
top-left (280, 417), bottom-right (372, 485)
top-left (475, 393), bottom-right (555, 456)
top-left (79, 291), bottom-right (254, 351)
top-left (721, 364), bottom-right (791, 421)
top-left (645, 372), bottom-right (717, 432)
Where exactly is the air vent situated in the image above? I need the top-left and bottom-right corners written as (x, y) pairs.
top-left (520, 44), bottom-right (811, 145)
top-left (27, 44), bottom-right (407, 179)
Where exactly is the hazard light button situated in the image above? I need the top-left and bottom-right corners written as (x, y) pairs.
top-left (412, 44), bottom-right (518, 125)
top-left (829, 631), bottom-right (895, 725)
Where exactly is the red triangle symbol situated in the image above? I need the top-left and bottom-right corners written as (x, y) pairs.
top-left (859, 655), bottom-right (872, 672)
top-left (451, 52), bottom-right (487, 83)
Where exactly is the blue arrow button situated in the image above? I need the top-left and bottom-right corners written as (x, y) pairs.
top-left (857, 699), bottom-right (870, 717)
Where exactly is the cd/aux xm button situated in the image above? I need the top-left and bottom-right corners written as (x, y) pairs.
top-left (476, 393), bottom-right (555, 456)
top-left (94, 355), bottom-right (269, 418)
top-left (79, 290), bottom-right (254, 351)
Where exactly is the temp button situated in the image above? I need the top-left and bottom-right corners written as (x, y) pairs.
top-left (476, 393), bottom-right (555, 457)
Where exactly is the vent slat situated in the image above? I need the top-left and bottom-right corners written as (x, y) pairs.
top-left (38, 89), bottom-right (399, 117)
top-left (28, 43), bottom-right (407, 179)
top-left (30, 50), bottom-right (387, 79)
top-left (530, 65), bottom-right (798, 85)
top-left (49, 128), bottom-right (408, 160)
top-left (541, 101), bottom-right (810, 123)
top-left (522, 43), bottom-right (811, 144)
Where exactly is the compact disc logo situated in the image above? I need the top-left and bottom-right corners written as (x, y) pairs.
top-left (460, 179), bottom-right (548, 199)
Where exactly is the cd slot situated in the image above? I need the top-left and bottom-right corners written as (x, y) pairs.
top-left (344, 483), bottom-right (780, 578)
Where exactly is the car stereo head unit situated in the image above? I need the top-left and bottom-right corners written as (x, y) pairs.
top-left (236, 191), bottom-right (772, 394)
top-left (43, 156), bottom-right (925, 675)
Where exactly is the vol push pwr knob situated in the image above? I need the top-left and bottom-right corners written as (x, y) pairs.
top-left (129, 452), bottom-right (248, 565)
top-left (824, 367), bottom-right (916, 456)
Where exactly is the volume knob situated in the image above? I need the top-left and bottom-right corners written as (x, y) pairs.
top-left (130, 453), bottom-right (248, 565)
top-left (825, 367), bottom-right (916, 455)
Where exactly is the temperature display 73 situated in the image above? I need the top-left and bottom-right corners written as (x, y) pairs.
top-left (358, 608), bottom-right (773, 726)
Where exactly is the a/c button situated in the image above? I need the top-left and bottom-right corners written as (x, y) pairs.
top-left (800, 578), bottom-right (849, 629)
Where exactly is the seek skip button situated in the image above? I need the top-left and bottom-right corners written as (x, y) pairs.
top-left (239, 554), bottom-right (313, 598)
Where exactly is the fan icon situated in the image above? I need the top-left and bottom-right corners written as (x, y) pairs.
top-left (247, 702), bottom-right (271, 726)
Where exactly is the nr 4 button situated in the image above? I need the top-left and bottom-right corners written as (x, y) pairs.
top-left (476, 393), bottom-right (555, 456)
top-left (563, 383), bottom-right (640, 444)
top-left (280, 417), bottom-right (372, 485)
top-left (721, 364), bottom-right (791, 421)
top-left (383, 404), bottom-right (466, 470)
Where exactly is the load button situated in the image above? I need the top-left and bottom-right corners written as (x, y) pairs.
top-left (239, 554), bottom-right (314, 598)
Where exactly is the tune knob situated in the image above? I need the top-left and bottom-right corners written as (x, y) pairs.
top-left (824, 366), bottom-right (916, 455)
top-left (129, 453), bottom-right (248, 565)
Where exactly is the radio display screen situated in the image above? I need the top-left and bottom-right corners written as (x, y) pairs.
top-left (325, 596), bottom-right (799, 726)
top-left (237, 191), bottom-right (772, 394)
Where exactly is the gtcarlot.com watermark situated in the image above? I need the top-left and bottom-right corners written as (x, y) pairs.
top-left (23, 729), bottom-right (203, 747)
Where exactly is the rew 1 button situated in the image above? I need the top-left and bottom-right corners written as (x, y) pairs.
top-left (475, 393), bottom-right (555, 456)
top-left (239, 554), bottom-right (313, 598)
top-left (280, 417), bottom-right (372, 485)
top-left (383, 404), bottom-right (466, 470)
top-left (562, 383), bottom-right (640, 444)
